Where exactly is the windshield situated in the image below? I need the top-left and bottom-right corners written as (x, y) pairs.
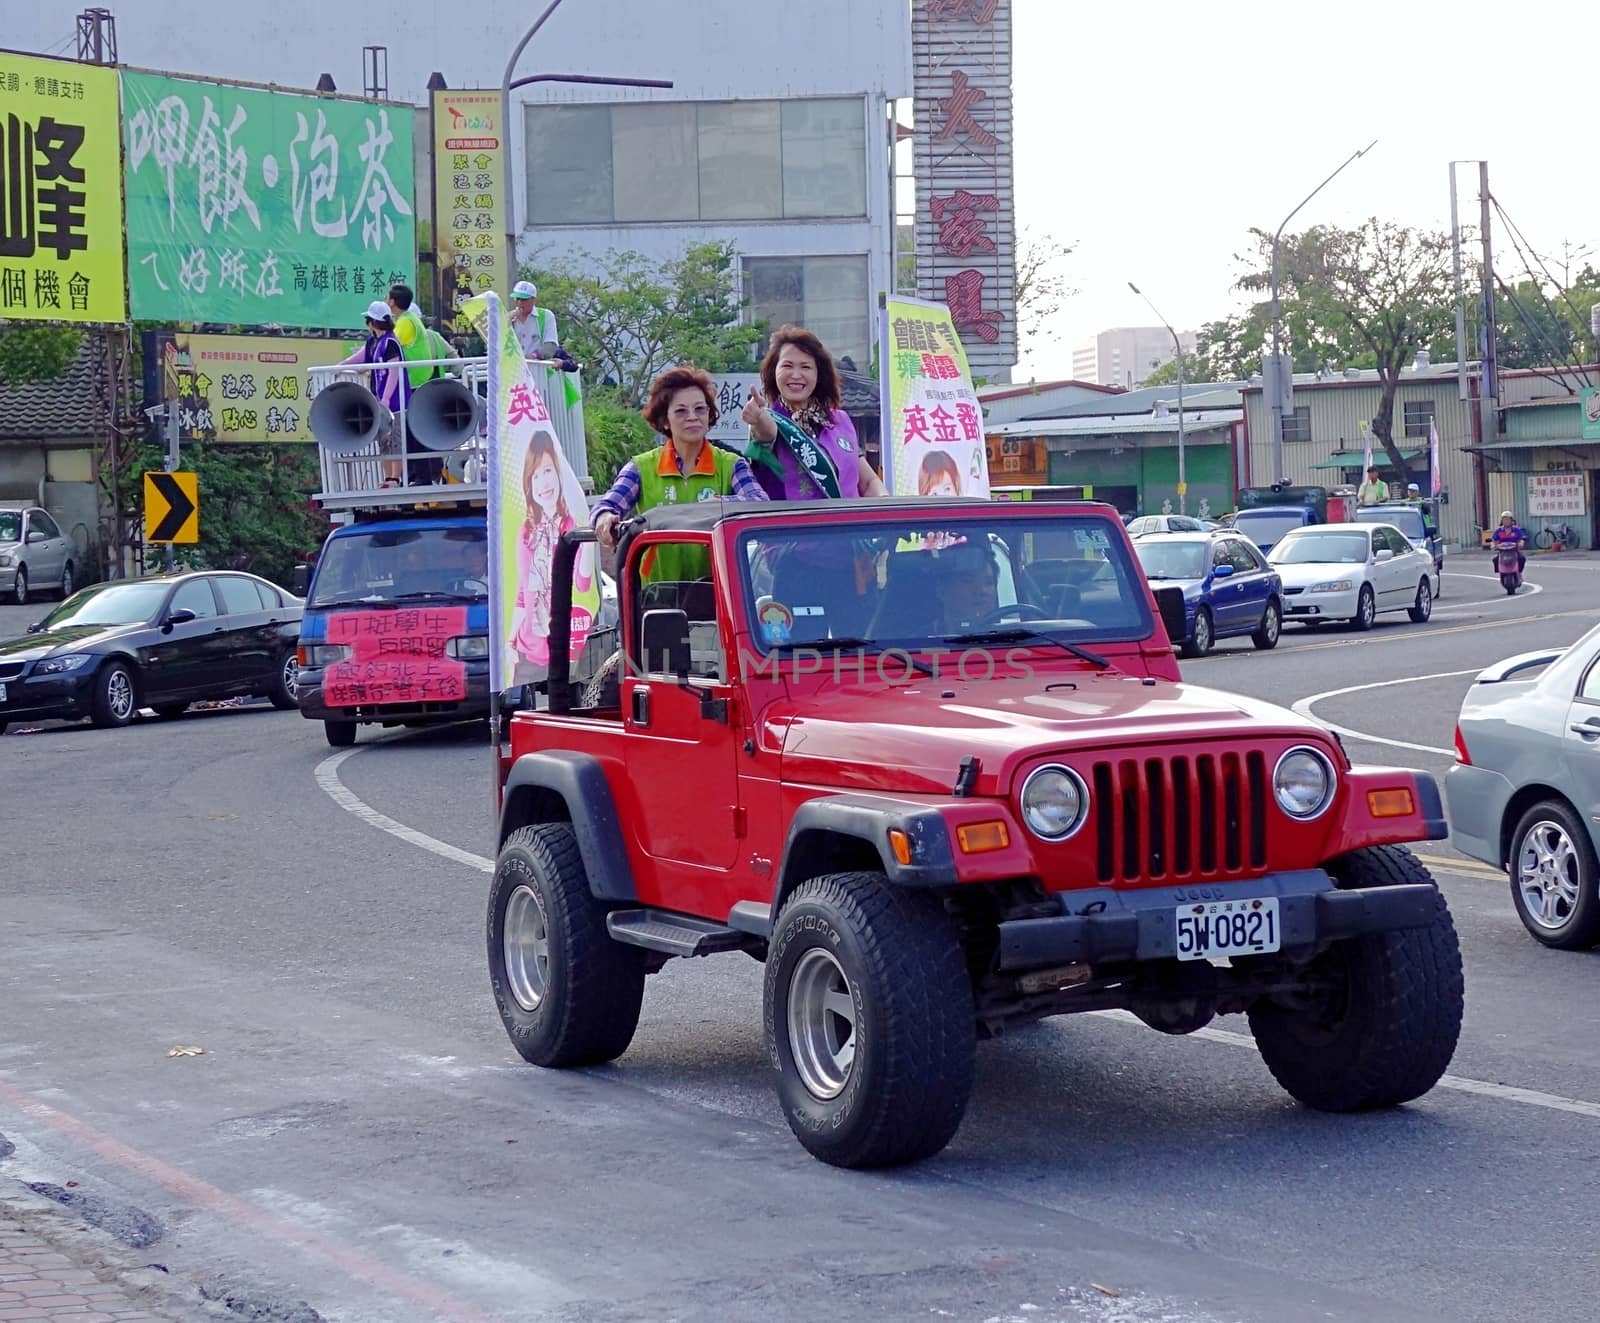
top-left (38, 581), bottom-right (169, 628)
top-left (0, 512), bottom-right (20, 543)
top-left (737, 515), bottom-right (1151, 651)
top-left (309, 525), bottom-right (488, 606)
top-left (1356, 507), bottom-right (1424, 539)
top-left (1268, 532), bottom-right (1371, 565)
top-left (1134, 541), bottom-right (1206, 580)
top-left (1233, 511), bottom-right (1306, 545)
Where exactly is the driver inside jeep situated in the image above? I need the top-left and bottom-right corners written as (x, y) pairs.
top-left (932, 538), bottom-right (1001, 632)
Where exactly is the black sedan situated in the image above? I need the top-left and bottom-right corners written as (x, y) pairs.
top-left (0, 571), bottom-right (302, 733)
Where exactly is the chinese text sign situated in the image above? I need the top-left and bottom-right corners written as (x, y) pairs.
top-left (880, 294), bottom-right (989, 499)
top-left (323, 607), bottom-right (469, 706)
top-left (1527, 473), bottom-right (1585, 518)
top-left (1581, 388), bottom-right (1600, 442)
top-left (123, 71), bottom-right (416, 326)
top-left (0, 53), bottom-right (125, 322)
top-left (432, 90), bottom-right (505, 329)
top-left (155, 331), bottom-right (357, 442)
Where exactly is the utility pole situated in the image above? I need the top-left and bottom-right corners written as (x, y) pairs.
top-left (1128, 282), bottom-right (1186, 513)
top-left (1477, 162), bottom-right (1498, 461)
top-left (1449, 163), bottom-right (1469, 402)
top-left (163, 405), bottom-right (180, 573)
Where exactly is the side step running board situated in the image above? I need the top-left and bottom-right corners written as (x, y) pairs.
top-left (606, 908), bottom-right (760, 958)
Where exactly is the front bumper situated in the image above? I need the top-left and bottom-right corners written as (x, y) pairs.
top-left (994, 869), bottom-right (1439, 972)
top-left (297, 662), bottom-right (491, 725)
top-left (0, 668), bottom-right (95, 724)
top-left (0, 564), bottom-right (18, 593)
top-left (1283, 586), bottom-right (1360, 619)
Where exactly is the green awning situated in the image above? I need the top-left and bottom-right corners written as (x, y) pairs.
top-left (1476, 436), bottom-right (1598, 450)
top-left (1310, 448), bottom-right (1424, 470)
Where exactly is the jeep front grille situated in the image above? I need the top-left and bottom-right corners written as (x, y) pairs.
top-left (1091, 752), bottom-right (1268, 883)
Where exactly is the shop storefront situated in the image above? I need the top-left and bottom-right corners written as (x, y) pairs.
top-left (1473, 396), bottom-right (1599, 549)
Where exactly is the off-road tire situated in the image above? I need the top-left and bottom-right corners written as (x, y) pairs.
top-left (1508, 800), bottom-right (1600, 950)
top-left (763, 872), bottom-right (975, 1168)
top-left (1408, 578), bottom-right (1433, 623)
top-left (323, 720), bottom-right (357, 748)
top-left (488, 824), bottom-right (645, 1067)
top-left (11, 564), bottom-right (26, 606)
top-left (1350, 584), bottom-right (1376, 631)
top-left (580, 650), bottom-right (623, 710)
top-left (266, 650), bottom-right (299, 710)
top-left (151, 702), bottom-right (189, 720)
top-left (1251, 598), bottom-right (1281, 650)
top-left (1180, 606), bottom-right (1214, 659)
top-left (1248, 845), bottom-right (1463, 1111)
top-left (89, 660), bottom-right (137, 728)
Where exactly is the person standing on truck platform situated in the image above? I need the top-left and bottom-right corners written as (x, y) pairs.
top-left (592, 365), bottom-right (767, 580)
top-left (1357, 466), bottom-right (1390, 506)
top-left (336, 301), bottom-right (406, 486)
top-left (510, 281), bottom-right (560, 360)
top-left (387, 283), bottom-right (446, 486)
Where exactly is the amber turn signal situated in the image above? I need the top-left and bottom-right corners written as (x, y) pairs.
top-left (1366, 788), bottom-right (1415, 818)
top-left (956, 821), bottom-right (1011, 854)
top-left (888, 829), bottom-right (913, 866)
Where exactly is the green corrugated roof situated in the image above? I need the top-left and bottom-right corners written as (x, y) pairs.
top-left (1310, 448), bottom-right (1424, 469)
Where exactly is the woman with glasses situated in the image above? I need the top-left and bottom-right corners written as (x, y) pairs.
top-left (591, 365), bottom-right (767, 579)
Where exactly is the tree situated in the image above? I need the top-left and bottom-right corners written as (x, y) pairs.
top-left (1494, 267), bottom-right (1600, 380)
top-left (1141, 352), bottom-right (1205, 388)
top-left (524, 241), bottom-right (764, 407)
top-left (1014, 227), bottom-right (1076, 348)
top-left (0, 326), bottom-right (83, 386)
top-left (581, 387), bottom-right (656, 487)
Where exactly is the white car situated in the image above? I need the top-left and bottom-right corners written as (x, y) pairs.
top-left (1266, 522), bottom-right (1437, 630)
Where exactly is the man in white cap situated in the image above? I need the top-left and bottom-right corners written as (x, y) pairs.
top-left (511, 280), bottom-right (559, 359)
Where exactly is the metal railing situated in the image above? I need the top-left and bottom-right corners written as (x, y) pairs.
top-left (306, 355), bottom-right (588, 509)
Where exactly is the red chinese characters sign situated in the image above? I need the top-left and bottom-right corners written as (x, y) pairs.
top-left (913, 0), bottom-right (1016, 375)
top-left (323, 607), bottom-right (469, 707)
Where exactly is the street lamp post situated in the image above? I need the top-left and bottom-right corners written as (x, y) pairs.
top-left (1268, 140), bottom-right (1378, 485)
top-left (1128, 282), bottom-right (1186, 514)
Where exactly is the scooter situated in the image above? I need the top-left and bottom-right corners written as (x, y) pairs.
top-left (1496, 545), bottom-right (1523, 595)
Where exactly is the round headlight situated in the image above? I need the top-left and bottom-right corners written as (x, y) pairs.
top-left (1274, 747), bottom-right (1335, 819)
top-left (1020, 764), bottom-right (1088, 840)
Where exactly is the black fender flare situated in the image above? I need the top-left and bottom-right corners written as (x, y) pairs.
top-left (498, 750), bottom-right (635, 901)
top-left (770, 794), bottom-right (959, 925)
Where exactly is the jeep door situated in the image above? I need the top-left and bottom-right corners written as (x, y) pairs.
top-left (620, 566), bottom-right (742, 876)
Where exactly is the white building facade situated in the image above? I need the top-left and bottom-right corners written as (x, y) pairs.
top-left (1072, 326), bottom-right (1198, 389)
top-left (10, 1), bottom-right (911, 370)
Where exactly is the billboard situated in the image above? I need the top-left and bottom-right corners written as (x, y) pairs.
top-left (148, 330), bottom-right (358, 442)
top-left (432, 89), bottom-right (505, 328)
top-left (0, 52), bottom-right (126, 322)
top-left (912, 0), bottom-right (1017, 379)
top-left (122, 71), bottom-right (416, 326)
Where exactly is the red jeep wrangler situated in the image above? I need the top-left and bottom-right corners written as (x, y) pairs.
top-left (487, 499), bottom-right (1463, 1168)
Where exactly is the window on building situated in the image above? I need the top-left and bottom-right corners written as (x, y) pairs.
top-left (1281, 405), bottom-right (1312, 442)
top-left (525, 97), bottom-right (867, 226)
top-left (1404, 400), bottom-right (1437, 439)
top-left (744, 255), bottom-right (871, 369)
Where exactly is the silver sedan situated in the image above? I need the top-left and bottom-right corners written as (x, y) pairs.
top-left (1445, 625), bottom-right (1600, 948)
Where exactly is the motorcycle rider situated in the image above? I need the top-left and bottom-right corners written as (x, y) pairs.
top-left (1489, 510), bottom-right (1527, 575)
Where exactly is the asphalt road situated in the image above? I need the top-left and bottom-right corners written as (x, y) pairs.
top-left (2, 554), bottom-right (1598, 1323)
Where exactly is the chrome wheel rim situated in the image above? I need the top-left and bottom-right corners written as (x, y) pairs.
top-left (107, 669), bottom-right (133, 721)
top-left (1517, 821), bottom-right (1582, 931)
top-left (786, 947), bottom-right (857, 1100)
top-left (12, 568), bottom-right (24, 604)
top-left (1263, 605), bottom-right (1280, 642)
top-left (282, 654), bottom-right (299, 699)
top-left (1417, 583), bottom-right (1431, 618)
top-left (1359, 590), bottom-right (1374, 626)
top-left (1193, 612), bottom-right (1211, 651)
top-left (503, 884), bottom-right (550, 1012)
top-left (60, 563), bottom-right (71, 595)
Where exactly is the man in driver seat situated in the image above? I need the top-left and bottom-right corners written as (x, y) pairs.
top-left (934, 538), bottom-right (1000, 633)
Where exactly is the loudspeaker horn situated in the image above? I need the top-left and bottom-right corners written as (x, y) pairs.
top-left (308, 381), bottom-right (392, 455)
top-left (407, 377), bottom-right (483, 452)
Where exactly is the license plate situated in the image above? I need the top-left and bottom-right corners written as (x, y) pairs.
top-left (1175, 897), bottom-right (1280, 960)
top-left (0, 682), bottom-right (7, 702)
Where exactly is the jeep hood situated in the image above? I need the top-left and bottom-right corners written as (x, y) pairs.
top-left (771, 674), bottom-right (1315, 796)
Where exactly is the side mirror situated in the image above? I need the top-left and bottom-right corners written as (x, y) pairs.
top-left (640, 608), bottom-right (690, 678)
top-left (26, 620), bottom-right (43, 635)
top-left (1210, 563), bottom-right (1235, 579)
top-left (26, 529), bottom-right (47, 544)
top-left (1152, 585), bottom-right (1188, 648)
top-left (291, 564), bottom-right (310, 596)
top-left (162, 607), bottom-right (197, 632)
top-left (1375, 549), bottom-right (1394, 562)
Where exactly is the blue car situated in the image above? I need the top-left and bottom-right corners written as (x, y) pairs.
top-left (1231, 504), bottom-right (1318, 554)
top-left (1133, 531), bottom-right (1284, 658)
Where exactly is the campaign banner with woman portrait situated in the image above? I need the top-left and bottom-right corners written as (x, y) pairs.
top-left (462, 290), bottom-right (600, 692)
top-left (878, 294), bottom-right (989, 500)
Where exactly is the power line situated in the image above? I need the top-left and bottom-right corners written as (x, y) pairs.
top-left (1490, 194), bottom-right (1597, 379)
top-left (1492, 273), bottom-right (1586, 394)
top-left (1489, 208), bottom-right (1593, 389)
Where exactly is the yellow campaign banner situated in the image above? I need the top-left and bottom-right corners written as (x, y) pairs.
top-left (0, 53), bottom-right (125, 322)
top-left (433, 90), bottom-right (506, 329)
top-left (879, 295), bottom-right (988, 498)
top-left (157, 331), bottom-right (358, 443)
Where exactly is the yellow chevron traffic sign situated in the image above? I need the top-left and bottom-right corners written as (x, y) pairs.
top-left (145, 471), bottom-right (199, 544)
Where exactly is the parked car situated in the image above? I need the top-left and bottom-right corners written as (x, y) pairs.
top-left (1355, 503), bottom-right (1445, 586)
top-left (0, 571), bottom-right (302, 733)
top-left (1125, 513), bottom-right (1216, 538)
top-left (1267, 523), bottom-right (1437, 630)
top-left (1446, 629), bottom-right (1600, 948)
top-left (1231, 504), bottom-right (1318, 554)
top-left (0, 501), bottom-right (76, 605)
top-left (1132, 531), bottom-right (1282, 657)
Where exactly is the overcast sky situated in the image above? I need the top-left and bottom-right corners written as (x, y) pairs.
top-left (1013, 0), bottom-right (1598, 381)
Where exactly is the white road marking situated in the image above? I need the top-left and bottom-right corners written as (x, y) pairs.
top-left (1092, 1010), bottom-right (1600, 1119)
top-left (315, 747), bottom-right (493, 874)
top-left (1291, 668), bottom-right (1481, 755)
